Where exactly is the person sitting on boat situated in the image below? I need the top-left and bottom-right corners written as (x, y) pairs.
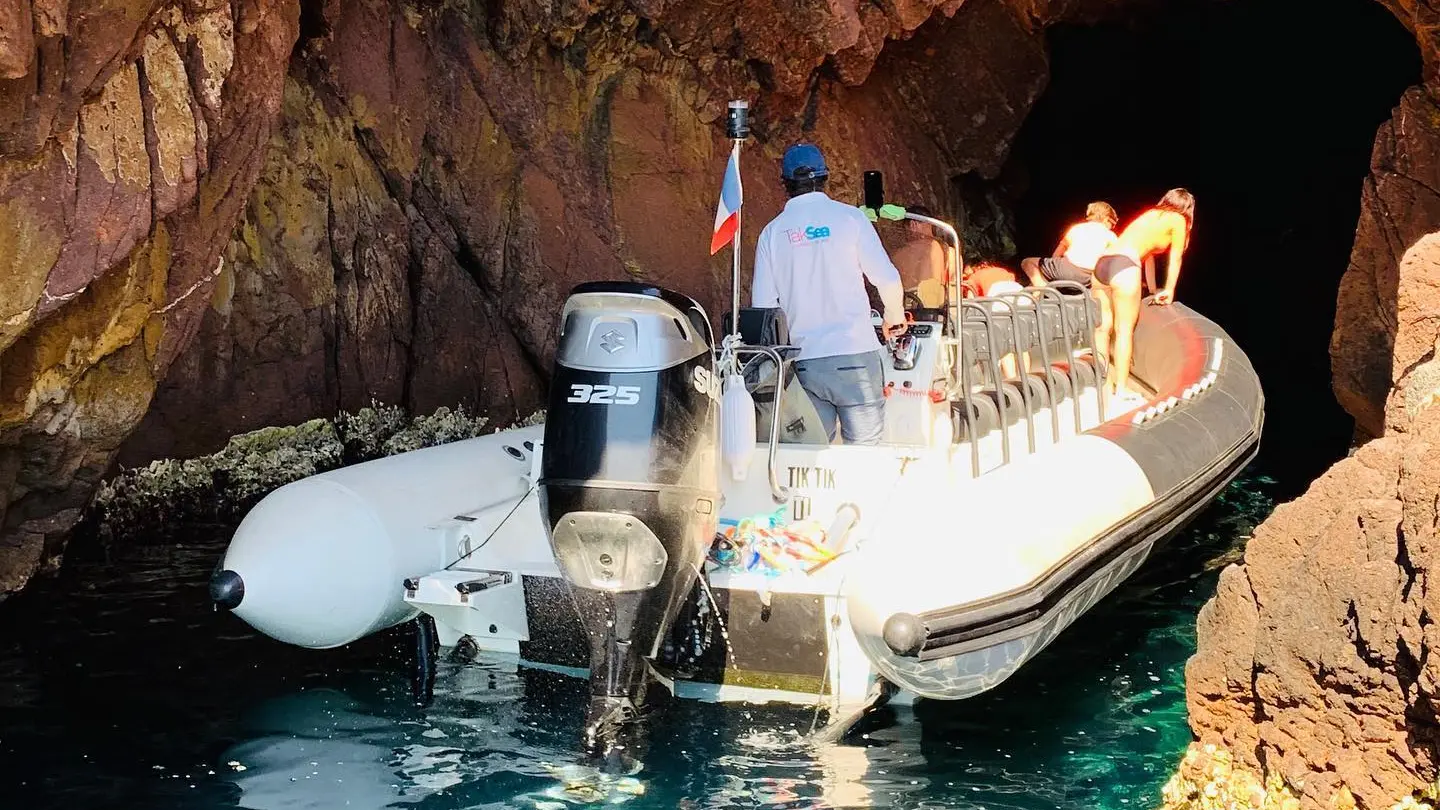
top-left (752, 143), bottom-right (905, 446)
top-left (1091, 188), bottom-right (1195, 395)
top-left (1019, 202), bottom-right (1120, 289)
top-left (890, 204), bottom-right (948, 307)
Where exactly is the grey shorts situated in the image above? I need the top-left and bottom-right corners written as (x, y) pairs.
top-left (793, 350), bottom-right (887, 445)
top-left (1040, 256), bottom-right (1093, 286)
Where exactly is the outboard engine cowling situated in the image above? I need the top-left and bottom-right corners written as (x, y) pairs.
top-left (538, 281), bottom-right (720, 768)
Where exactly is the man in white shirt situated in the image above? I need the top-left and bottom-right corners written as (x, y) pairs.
top-left (751, 143), bottom-right (906, 445)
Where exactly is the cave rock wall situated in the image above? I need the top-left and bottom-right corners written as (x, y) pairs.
top-left (0, 0), bottom-right (300, 595)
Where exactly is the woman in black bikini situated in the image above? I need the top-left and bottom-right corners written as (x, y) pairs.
top-left (1092, 189), bottom-right (1195, 396)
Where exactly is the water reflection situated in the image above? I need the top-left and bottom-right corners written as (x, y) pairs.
top-left (215, 659), bottom-right (884, 809)
top-left (0, 475), bottom-right (1275, 810)
top-left (210, 615), bottom-right (1195, 810)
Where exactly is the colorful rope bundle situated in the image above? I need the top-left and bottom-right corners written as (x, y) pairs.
top-left (708, 505), bottom-right (837, 576)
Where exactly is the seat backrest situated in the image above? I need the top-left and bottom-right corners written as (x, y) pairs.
top-left (721, 307), bottom-right (791, 347)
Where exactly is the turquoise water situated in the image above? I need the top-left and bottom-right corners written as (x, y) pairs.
top-left (0, 475), bottom-right (1272, 809)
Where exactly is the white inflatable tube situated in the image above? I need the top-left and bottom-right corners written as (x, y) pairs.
top-left (845, 434), bottom-right (1154, 695)
top-left (220, 426), bottom-right (542, 649)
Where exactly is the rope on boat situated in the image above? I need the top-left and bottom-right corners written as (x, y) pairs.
top-left (440, 484), bottom-right (538, 571)
top-left (717, 331), bottom-right (743, 378)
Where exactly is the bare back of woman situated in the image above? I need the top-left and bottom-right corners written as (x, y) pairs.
top-left (1089, 189), bottom-right (1194, 399)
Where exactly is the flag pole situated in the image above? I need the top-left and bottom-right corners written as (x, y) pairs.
top-left (730, 141), bottom-right (741, 342)
top-left (725, 101), bottom-right (749, 344)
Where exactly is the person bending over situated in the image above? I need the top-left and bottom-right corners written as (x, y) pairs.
top-left (1020, 202), bottom-right (1120, 289)
top-left (1091, 189), bottom-right (1194, 395)
top-left (962, 261), bottom-right (1027, 379)
top-left (962, 261), bottom-right (1024, 299)
top-left (752, 143), bottom-right (906, 445)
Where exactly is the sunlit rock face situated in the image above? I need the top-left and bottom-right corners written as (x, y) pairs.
top-left (1332, 1), bottom-right (1440, 442)
top-left (0, 0), bottom-right (300, 596)
top-left (1332, 86), bottom-right (1440, 441)
top-left (1178, 400), bottom-right (1440, 808)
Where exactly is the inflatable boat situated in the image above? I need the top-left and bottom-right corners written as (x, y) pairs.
top-left (209, 106), bottom-right (1261, 761)
top-left (209, 262), bottom-right (1262, 755)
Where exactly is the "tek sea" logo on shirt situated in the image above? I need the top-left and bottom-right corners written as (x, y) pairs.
top-left (786, 225), bottom-right (832, 243)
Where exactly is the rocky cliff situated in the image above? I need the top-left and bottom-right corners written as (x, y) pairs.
top-left (0, 0), bottom-right (1111, 595)
top-left (1166, 4), bottom-right (1440, 807)
top-left (1172, 401), bottom-right (1440, 809)
top-left (0, 0), bottom-right (299, 595)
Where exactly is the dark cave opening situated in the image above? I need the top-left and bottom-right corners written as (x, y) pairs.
top-left (1004, 0), bottom-right (1420, 497)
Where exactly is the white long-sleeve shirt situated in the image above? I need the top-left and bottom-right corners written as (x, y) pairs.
top-left (751, 192), bottom-right (905, 360)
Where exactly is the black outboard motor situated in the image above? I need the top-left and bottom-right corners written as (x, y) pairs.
top-left (539, 281), bottom-right (721, 770)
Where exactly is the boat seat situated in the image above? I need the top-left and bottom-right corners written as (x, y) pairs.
top-left (724, 307), bottom-right (791, 348)
top-left (959, 319), bottom-right (1018, 360)
top-left (974, 382), bottom-right (1027, 429)
top-left (1017, 372), bottom-right (1053, 413)
top-left (959, 294), bottom-right (1100, 378)
top-left (1034, 365), bottom-right (1075, 404)
top-left (947, 284), bottom-right (1107, 451)
top-left (952, 396), bottom-right (1000, 442)
top-left (1025, 367), bottom-right (1074, 441)
top-left (1022, 294), bottom-right (1098, 348)
top-left (1070, 354), bottom-right (1106, 386)
top-left (1033, 301), bottom-right (1080, 349)
top-left (741, 353), bottom-right (829, 444)
top-left (951, 379), bottom-right (1035, 440)
top-left (961, 298), bottom-right (1048, 356)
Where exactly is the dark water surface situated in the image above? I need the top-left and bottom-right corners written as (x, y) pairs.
top-left (0, 475), bottom-right (1274, 809)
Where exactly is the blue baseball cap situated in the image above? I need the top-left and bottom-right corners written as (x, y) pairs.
top-left (781, 143), bottom-right (828, 180)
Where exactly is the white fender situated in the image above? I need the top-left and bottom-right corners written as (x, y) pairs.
top-left (720, 373), bottom-right (756, 481)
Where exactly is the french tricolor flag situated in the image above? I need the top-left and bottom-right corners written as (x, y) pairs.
top-left (709, 144), bottom-right (743, 255)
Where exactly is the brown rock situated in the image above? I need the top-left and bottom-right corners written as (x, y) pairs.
top-left (1376, 0), bottom-right (1440, 86)
top-left (0, 146), bottom-right (69, 350)
top-left (42, 61), bottom-right (155, 316)
top-left (0, 0), bottom-right (299, 599)
top-left (31, 0), bottom-right (64, 37)
top-left (1183, 405), bottom-right (1440, 807)
top-left (862, 0), bottom-right (1049, 179)
top-left (140, 25), bottom-right (201, 220)
top-left (1333, 87), bottom-right (1440, 440)
top-left (1384, 232), bottom-right (1440, 433)
top-left (830, 5), bottom-right (893, 86)
top-left (0, 0), bottom-right (35, 80)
